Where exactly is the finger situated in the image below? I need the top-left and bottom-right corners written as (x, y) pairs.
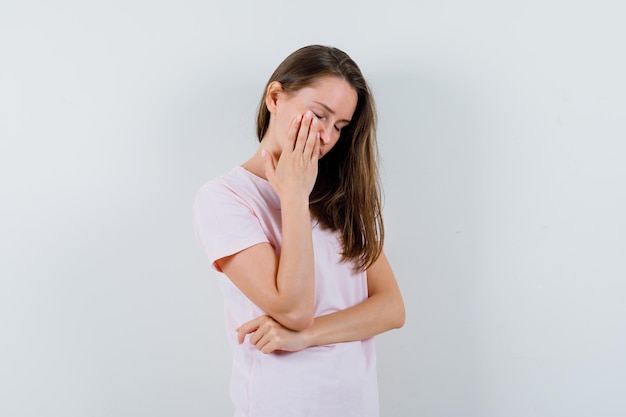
top-left (236, 317), bottom-right (263, 344)
top-left (254, 332), bottom-right (275, 354)
top-left (239, 315), bottom-right (269, 332)
top-left (250, 319), bottom-right (279, 348)
top-left (238, 326), bottom-right (254, 344)
top-left (238, 326), bottom-right (255, 344)
top-left (249, 329), bottom-right (261, 346)
top-left (294, 111), bottom-right (313, 153)
top-left (261, 342), bottom-right (277, 354)
top-left (285, 114), bottom-right (302, 151)
top-left (249, 320), bottom-right (272, 345)
top-left (310, 131), bottom-right (321, 164)
top-left (249, 328), bottom-right (267, 348)
top-left (302, 119), bottom-right (320, 160)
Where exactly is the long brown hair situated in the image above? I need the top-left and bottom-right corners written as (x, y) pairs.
top-left (256, 45), bottom-right (383, 271)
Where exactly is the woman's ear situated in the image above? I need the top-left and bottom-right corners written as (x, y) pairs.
top-left (264, 81), bottom-right (283, 113)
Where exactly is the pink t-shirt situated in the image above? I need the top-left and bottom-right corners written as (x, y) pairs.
top-left (193, 166), bottom-right (379, 417)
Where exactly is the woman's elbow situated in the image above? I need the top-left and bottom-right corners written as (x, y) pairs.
top-left (389, 299), bottom-right (406, 329)
top-left (393, 306), bottom-right (406, 329)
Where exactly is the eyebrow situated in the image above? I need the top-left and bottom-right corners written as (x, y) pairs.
top-left (313, 101), bottom-right (351, 124)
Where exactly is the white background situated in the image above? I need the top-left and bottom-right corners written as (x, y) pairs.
top-left (1, 1), bottom-right (625, 416)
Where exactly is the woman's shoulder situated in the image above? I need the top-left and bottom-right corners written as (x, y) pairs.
top-left (199, 165), bottom-right (241, 187)
top-left (196, 166), bottom-right (251, 197)
top-left (195, 166), bottom-right (279, 211)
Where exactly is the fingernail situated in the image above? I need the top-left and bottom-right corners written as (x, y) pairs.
top-left (296, 114), bottom-right (303, 122)
top-left (261, 149), bottom-right (267, 158)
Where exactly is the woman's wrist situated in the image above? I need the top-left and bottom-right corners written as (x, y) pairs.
top-left (278, 193), bottom-right (310, 211)
top-left (299, 321), bottom-right (317, 349)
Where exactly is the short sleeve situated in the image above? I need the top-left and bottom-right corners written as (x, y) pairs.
top-left (193, 181), bottom-right (269, 272)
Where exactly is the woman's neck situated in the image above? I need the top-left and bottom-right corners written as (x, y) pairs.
top-left (241, 149), bottom-right (266, 180)
top-left (242, 135), bottom-right (281, 181)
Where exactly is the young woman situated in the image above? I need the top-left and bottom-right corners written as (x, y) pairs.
top-left (194, 45), bottom-right (405, 417)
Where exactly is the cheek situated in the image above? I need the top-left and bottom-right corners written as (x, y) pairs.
top-left (277, 109), bottom-right (301, 134)
top-left (274, 113), bottom-right (294, 142)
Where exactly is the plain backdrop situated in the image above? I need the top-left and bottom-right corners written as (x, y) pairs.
top-left (1, 1), bottom-right (625, 416)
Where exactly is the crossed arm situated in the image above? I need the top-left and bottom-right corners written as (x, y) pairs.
top-left (217, 247), bottom-right (405, 354)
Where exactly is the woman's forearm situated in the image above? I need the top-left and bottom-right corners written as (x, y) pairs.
top-left (236, 292), bottom-right (404, 354)
top-left (238, 291), bottom-right (404, 353)
top-left (273, 196), bottom-right (316, 329)
top-left (237, 257), bottom-right (404, 354)
top-left (302, 290), bottom-right (405, 347)
top-left (259, 112), bottom-right (321, 330)
top-left (302, 250), bottom-right (404, 346)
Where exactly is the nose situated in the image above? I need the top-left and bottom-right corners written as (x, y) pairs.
top-left (318, 122), bottom-right (331, 145)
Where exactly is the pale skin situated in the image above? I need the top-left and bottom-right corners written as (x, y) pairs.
top-left (216, 75), bottom-right (405, 354)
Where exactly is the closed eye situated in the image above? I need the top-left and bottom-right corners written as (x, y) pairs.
top-left (313, 110), bottom-right (343, 133)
